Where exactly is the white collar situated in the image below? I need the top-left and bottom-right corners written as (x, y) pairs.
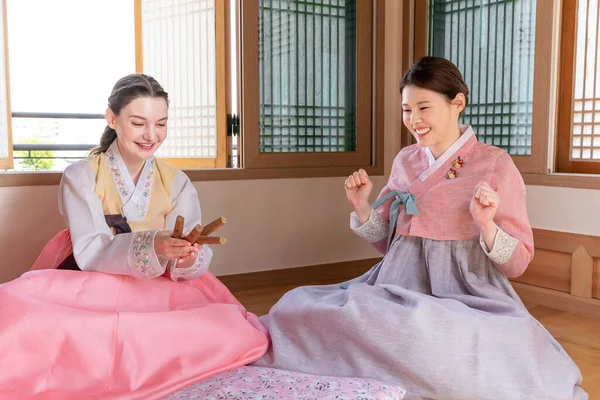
top-left (419, 125), bottom-right (474, 181)
top-left (424, 147), bottom-right (435, 167)
top-left (105, 140), bottom-right (155, 221)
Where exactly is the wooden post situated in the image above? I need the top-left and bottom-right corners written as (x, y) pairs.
top-left (571, 245), bottom-right (593, 298)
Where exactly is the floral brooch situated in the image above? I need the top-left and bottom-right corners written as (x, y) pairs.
top-left (446, 156), bottom-right (464, 179)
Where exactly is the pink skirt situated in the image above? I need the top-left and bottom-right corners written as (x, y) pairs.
top-left (0, 230), bottom-right (269, 399)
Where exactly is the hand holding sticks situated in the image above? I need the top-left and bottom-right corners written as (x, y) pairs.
top-left (171, 215), bottom-right (227, 245)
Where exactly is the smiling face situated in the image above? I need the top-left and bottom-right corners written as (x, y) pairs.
top-left (401, 84), bottom-right (465, 157)
top-left (106, 96), bottom-right (168, 164)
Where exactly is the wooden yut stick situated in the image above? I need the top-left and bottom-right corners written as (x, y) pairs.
top-left (201, 217), bottom-right (226, 236)
top-left (195, 236), bottom-right (227, 245)
top-left (184, 224), bottom-right (203, 244)
top-left (173, 215), bottom-right (185, 239)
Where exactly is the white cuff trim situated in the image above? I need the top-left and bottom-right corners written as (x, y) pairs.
top-left (169, 245), bottom-right (211, 281)
top-left (350, 210), bottom-right (388, 243)
top-left (128, 230), bottom-right (166, 279)
top-left (480, 226), bottom-right (518, 265)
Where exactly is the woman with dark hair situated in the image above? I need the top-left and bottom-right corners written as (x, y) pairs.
top-left (0, 74), bottom-right (269, 399)
top-left (255, 57), bottom-right (587, 399)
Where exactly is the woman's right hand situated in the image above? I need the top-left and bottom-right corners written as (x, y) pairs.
top-left (344, 169), bottom-right (373, 223)
top-left (154, 230), bottom-right (198, 260)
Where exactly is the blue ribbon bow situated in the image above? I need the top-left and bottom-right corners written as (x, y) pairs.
top-left (371, 190), bottom-right (418, 251)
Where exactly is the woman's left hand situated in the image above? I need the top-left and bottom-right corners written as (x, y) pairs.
top-left (176, 242), bottom-right (201, 267)
top-left (469, 181), bottom-right (500, 230)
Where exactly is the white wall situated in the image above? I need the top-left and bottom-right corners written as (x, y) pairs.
top-left (526, 185), bottom-right (600, 236)
top-left (3, 179), bottom-right (596, 283)
top-left (0, 176), bottom-right (389, 283)
top-left (0, 185), bottom-right (65, 282)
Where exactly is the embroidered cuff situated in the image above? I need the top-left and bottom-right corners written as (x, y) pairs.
top-left (480, 227), bottom-right (519, 265)
top-left (157, 254), bottom-right (171, 273)
top-left (127, 230), bottom-right (166, 278)
top-left (169, 245), bottom-right (212, 281)
top-left (350, 210), bottom-right (388, 243)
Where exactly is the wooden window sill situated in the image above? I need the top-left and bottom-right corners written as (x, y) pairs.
top-left (522, 172), bottom-right (600, 190)
top-left (0, 164), bottom-right (385, 187)
top-left (7, 168), bottom-right (600, 189)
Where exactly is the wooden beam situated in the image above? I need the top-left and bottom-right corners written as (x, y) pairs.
top-left (512, 281), bottom-right (600, 319)
top-left (533, 228), bottom-right (600, 258)
top-left (218, 258), bottom-right (380, 292)
top-left (134, 0), bottom-right (143, 73)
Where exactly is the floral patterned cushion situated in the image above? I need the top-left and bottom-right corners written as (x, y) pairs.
top-left (164, 366), bottom-right (407, 400)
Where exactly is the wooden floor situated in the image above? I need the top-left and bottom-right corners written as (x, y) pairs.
top-left (220, 260), bottom-right (600, 398)
top-left (525, 301), bottom-right (600, 397)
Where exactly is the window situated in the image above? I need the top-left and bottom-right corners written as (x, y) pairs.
top-left (429, 0), bottom-right (536, 156)
top-left (258, 0), bottom-right (357, 154)
top-left (557, 0), bottom-right (600, 174)
top-left (0, 0), bottom-right (384, 180)
top-left (0, 0), bottom-right (226, 172)
top-left (139, 0), bottom-right (227, 168)
top-left (413, 0), bottom-right (553, 176)
top-left (240, 0), bottom-right (383, 169)
top-left (6, 0), bottom-right (134, 171)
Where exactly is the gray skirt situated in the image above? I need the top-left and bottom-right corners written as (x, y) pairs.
top-left (254, 235), bottom-right (587, 400)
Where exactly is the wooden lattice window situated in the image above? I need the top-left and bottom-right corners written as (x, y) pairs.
top-left (137, 0), bottom-right (227, 169)
top-left (557, 0), bottom-right (600, 174)
top-left (427, 0), bottom-right (537, 156)
top-left (241, 0), bottom-right (381, 169)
